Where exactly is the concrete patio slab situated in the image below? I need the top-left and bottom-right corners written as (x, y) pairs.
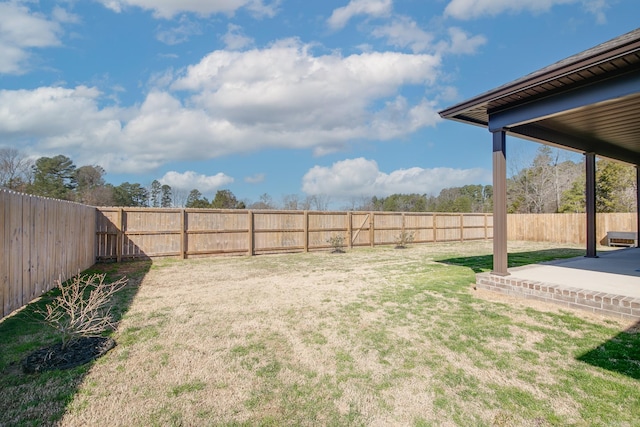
top-left (476, 247), bottom-right (640, 319)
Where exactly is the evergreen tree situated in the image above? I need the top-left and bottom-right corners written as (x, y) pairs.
top-left (112, 182), bottom-right (149, 207)
top-left (29, 155), bottom-right (77, 199)
top-left (149, 180), bottom-right (161, 207)
top-left (211, 189), bottom-right (245, 209)
top-left (596, 159), bottom-right (636, 212)
top-left (161, 184), bottom-right (172, 207)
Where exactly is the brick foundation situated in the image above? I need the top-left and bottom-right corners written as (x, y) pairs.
top-left (476, 272), bottom-right (640, 319)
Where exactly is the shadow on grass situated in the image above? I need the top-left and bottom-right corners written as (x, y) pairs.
top-left (437, 248), bottom-right (586, 273)
top-left (439, 247), bottom-right (640, 381)
top-left (0, 260), bottom-right (151, 427)
top-left (577, 320), bottom-right (640, 380)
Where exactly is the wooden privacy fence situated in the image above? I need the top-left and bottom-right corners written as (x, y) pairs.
top-left (507, 213), bottom-right (637, 245)
top-left (1, 189), bottom-right (96, 319)
top-left (96, 208), bottom-right (493, 261)
top-left (2, 191), bottom-right (638, 320)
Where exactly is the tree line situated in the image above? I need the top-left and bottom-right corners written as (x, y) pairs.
top-left (1, 147), bottom-right (636, 212)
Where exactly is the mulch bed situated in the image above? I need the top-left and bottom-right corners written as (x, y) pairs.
top-left (21, 337), bottom-right (116, 374)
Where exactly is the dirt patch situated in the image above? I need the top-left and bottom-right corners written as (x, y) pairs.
top-left (21, 337), bottom-right (115, 373)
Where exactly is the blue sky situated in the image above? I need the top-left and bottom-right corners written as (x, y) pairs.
top-left (0, 0), bottom-right (638, 207)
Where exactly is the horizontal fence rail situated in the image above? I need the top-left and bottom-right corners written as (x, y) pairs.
top-left (96, 208), bottom-right (493, 261)
top-left (1, 189), bottom-right (96, 319)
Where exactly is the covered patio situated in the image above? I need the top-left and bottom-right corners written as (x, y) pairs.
top-left (440, 28), bottom-right (640, 319)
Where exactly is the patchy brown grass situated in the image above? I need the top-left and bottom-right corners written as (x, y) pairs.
top-left (3, 241), bottom-right (638, 426)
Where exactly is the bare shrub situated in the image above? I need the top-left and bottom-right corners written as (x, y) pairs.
top-left (326, 235), bottom-right (346, 253)
top-left (394, 230), bottom-right (415, 249)
top-left (39, 273), bottom-right (128, 349)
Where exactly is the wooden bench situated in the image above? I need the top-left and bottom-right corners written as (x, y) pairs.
top-left (606, 231), bottom-right (638, 247)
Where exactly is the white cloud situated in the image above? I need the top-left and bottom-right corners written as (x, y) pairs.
top-left (245, 173), bottom-right (265, 184)
top-left (0, 2), bottom-right (63, 74)
top-left (327, 0), bottom-right (393, 30)
top-left (368, 17), bottom-right (485, 57)
top-left (156, 16), bottom-right (202, 45)
top-left (98, 0), bottom-right (280, 19)
top-left (52, 7), bottom-right (81, 24)
top-left (371, 16), bottom-right (434, 53)
top-left (0, 86), bottom-right (114, 137)
top-left (160, 170), bottom-right (234, 192)
top-left (171, 39), bottom-right (442, 148)
top-left (444, 0), bottom-right (608, 22)
top-left (222, 24), bottom-right (254, 50)
top-left (302, 158), bottom-right (491, 197)
top-left (437, 27), bottom-right (486, 55)
top-left (583, 0), bottom-right (608, 24)
top-left (0, 40), bottom-right (444, 174)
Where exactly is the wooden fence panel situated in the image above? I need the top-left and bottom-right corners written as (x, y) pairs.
top-left (405, 213), bottom-right (434, 243)
top-left (462, 214), bottom-right (489, 240)
top-left (1, 189), bottom-right (96, 319)
top-left (96, 209), bottom-right (118, 260)
top-left (253, 211), bottom-right (305, 253)
top-left (435, 214), bottom-right (462, 242)
top-left (507, 213), bottom-right (637, 244)
top-left (307, 212), bottom-right (348, 250)
top-left (372, 212), bottom-right (403, 245)
top-left (186, 210), bottom-right (249, 256)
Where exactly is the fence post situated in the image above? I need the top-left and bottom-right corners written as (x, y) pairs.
top-left (180, 209), bottom-right (187, 259)
top-left (247, 210), bottom-right (254, 256)
top-left (369, 212), bottom-right (375, 247)
top-left (460, 213), bottom-right (464, 242)
top-left (116, 208), bottom-right (123, 263)
top-left (484, 213), bottom-right (488, 240)
top-left (304, 211), bottom-right (309, 252)
top-left (433, 213), bottom-right (437, 243)
top-left (347, 211), bottom-right (353, 249)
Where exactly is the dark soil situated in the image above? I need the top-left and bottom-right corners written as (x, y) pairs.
top-left (21, 337), bottom-right (116, 373)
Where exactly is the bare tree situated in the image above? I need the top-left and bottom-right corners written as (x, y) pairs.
top-left (282, 193), bottom-right (301, 210)
top-left (171, 188), bottom-right (189, 207)
top-left (248, 193), bottom-right (275, 209)
top-left (508, 146), bottom-right (581, 213)
top-left (0, 147), bottom-right (33, 191)
top-left (307, 194), bottom-right (331, 211)
top-left (343, 195), bottom-right (374, 211)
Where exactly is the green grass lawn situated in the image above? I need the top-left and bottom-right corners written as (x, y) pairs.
top-left (1, 241), bottom-right (638, 426)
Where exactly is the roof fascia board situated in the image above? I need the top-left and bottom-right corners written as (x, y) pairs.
top-left (488, 71), bottom-right (640, 132)
top-left (439, 32), bottom-right (640, 120)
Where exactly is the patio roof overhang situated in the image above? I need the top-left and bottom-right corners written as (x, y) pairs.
top-left (439, 28), bottom-right (640, 275)
top-left (439, 28), bottom-right (640, 166)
